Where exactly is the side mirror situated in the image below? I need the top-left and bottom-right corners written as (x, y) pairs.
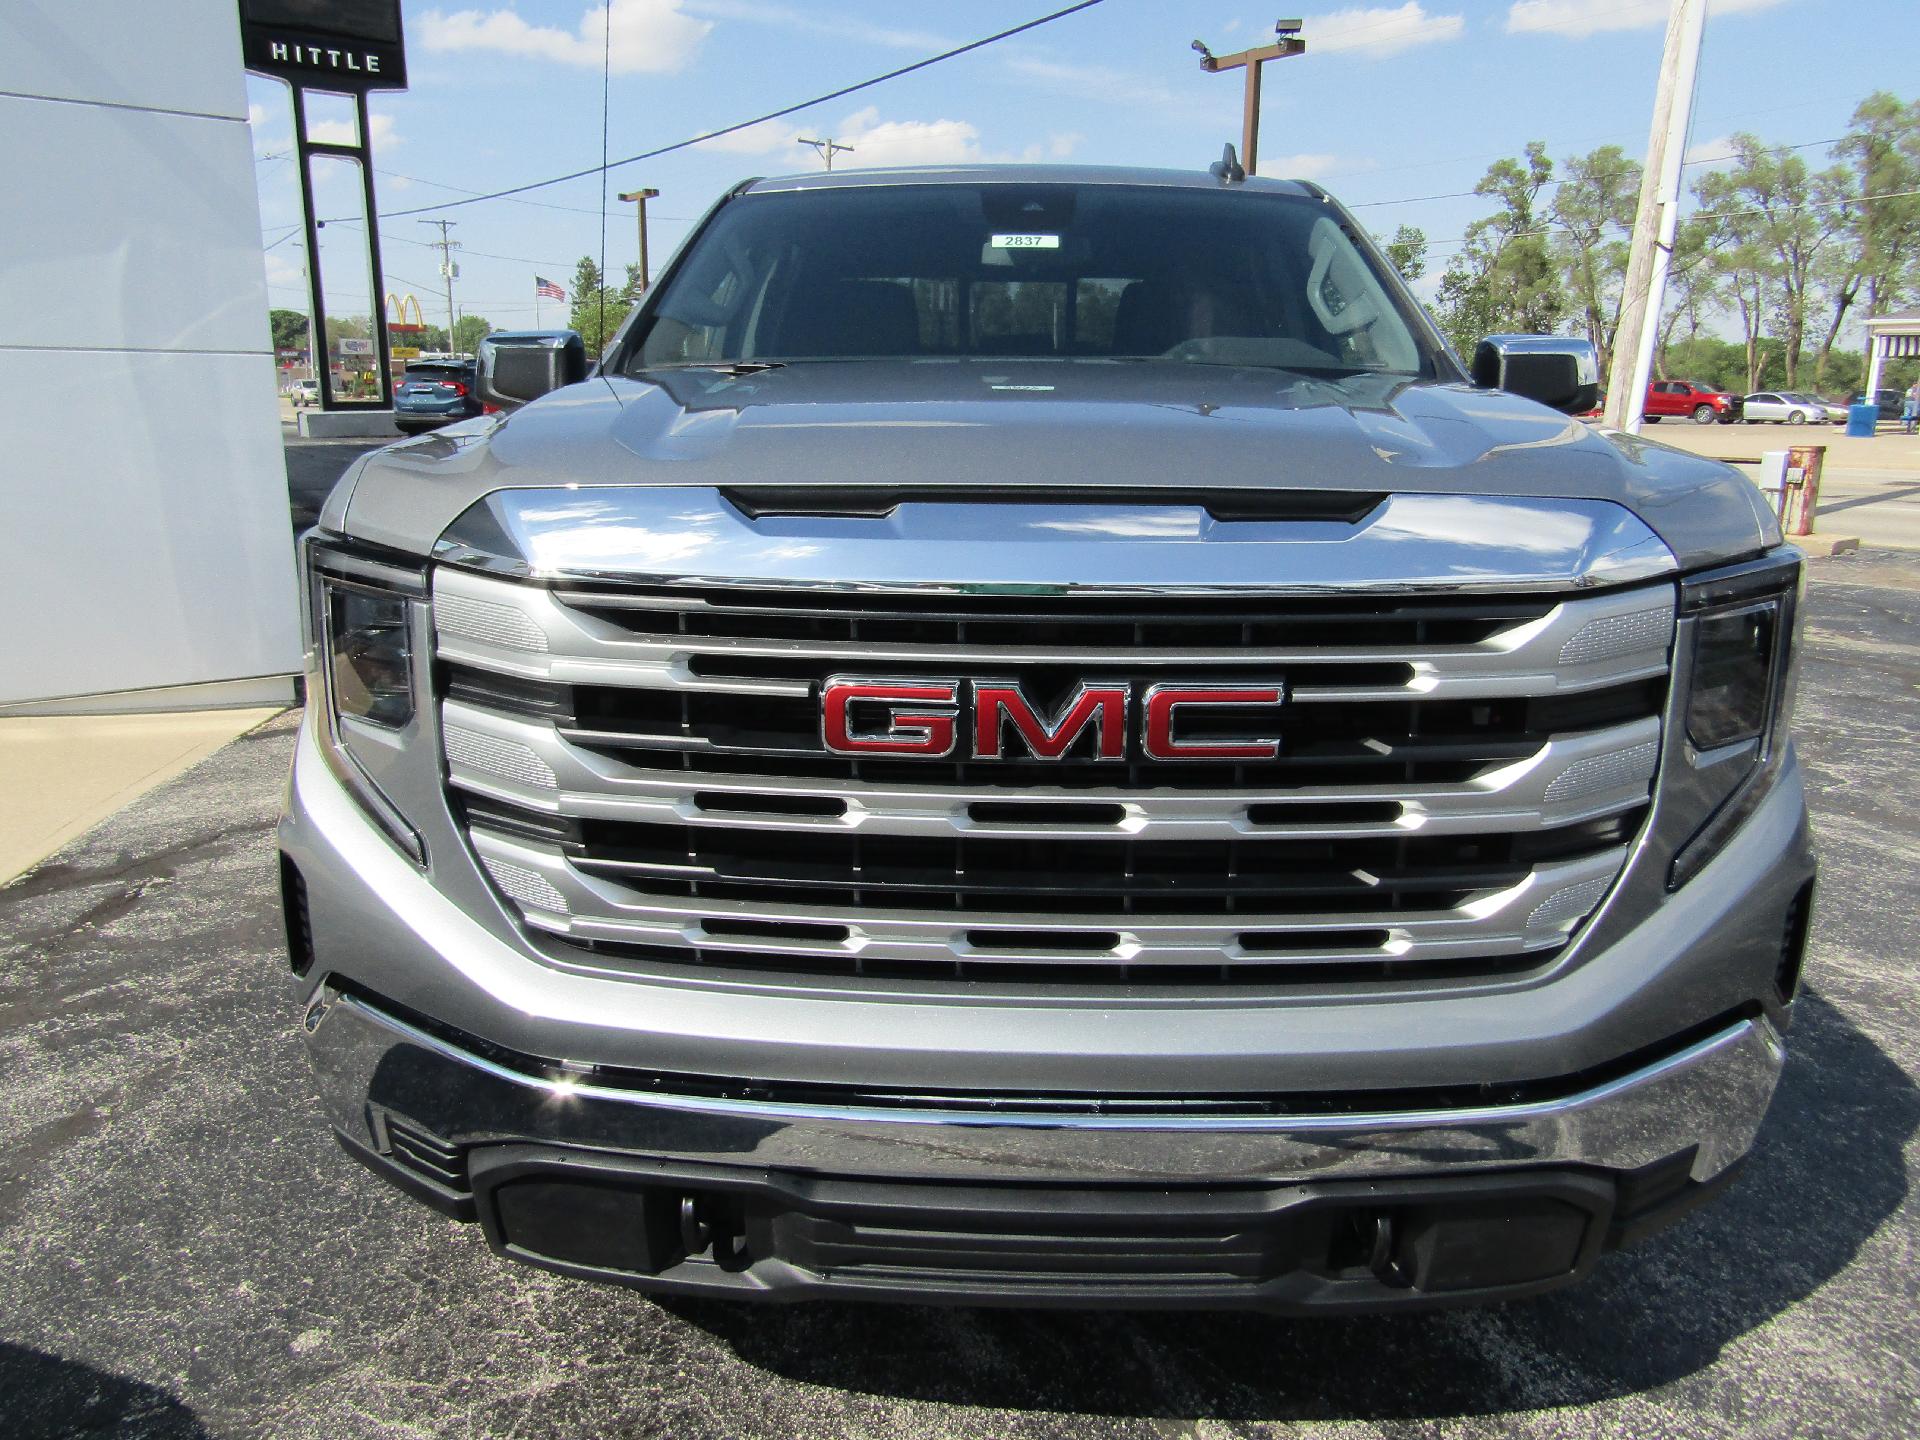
top-left (476, 331), bottom-right (588, 410)
top-left (1472, 334), bottom-right (1601, 416)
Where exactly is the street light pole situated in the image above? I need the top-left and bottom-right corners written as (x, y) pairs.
top-left (797, 137), bottom-right (855, 172)
top-left (1192, 20), bottom-right (1306, 176)
top-left (618, 188), bottom-right (660, 292)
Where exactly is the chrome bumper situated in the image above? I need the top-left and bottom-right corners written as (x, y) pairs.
top-left (307, 986), bottom-right (1784, 1187)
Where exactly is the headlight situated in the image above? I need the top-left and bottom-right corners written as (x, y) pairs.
top-left (325, 583), bottom-right (415, 729)
top-left (307, 543), bottom-right (429, 864)
top-left (1668, 549), bottom-right (1801, 889)
top-left (1686, 602), bottom-right (1777, 749)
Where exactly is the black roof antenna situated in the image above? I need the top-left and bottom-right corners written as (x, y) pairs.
top-left (1210, 143), bottom-right (1246, 184)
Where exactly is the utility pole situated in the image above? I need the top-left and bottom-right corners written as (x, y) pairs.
top-left (797, 137), bottom-right (855, 171)
top-left (1603, 0), bottom-right (1707, 433)
top-left (618, 187), bottom-right (660, 293)
top-left (418, 218), bottom-right (462, 344)
top-left (1192, 20), bottom-right (1306, 177)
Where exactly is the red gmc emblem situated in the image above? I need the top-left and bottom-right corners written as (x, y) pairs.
top-left (821, 677), bottom-right (1286, 761)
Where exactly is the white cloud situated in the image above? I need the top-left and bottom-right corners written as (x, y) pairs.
top-left (248, 102), bottom-right (268, 128)
top-left (1264, 152), bottom-right (1343, 180)
top-left (1508, 0), bottom-right (1788, 38)
top-left (699, 106), bottom-right (999, 168)
top-left (1002, 55), bottom-right (1217, 117)
top-left (833, 108), bottom-right (985, 167)
top-left (683, 0), bottom-right (949, 50)
top-left (1304, 4), bottom-right (1466, 58)
top-left (264, 250), bottom-right (305, 290)
top-left (695, 118), bottom-right (806, 156)
top-left (697, 108), bottom-right (1081, 170)
top-left (1686, 134), bottom-right (1735, 165)
top-left (1026, 132), bottom-right (1084, 163)
top-left (308, 112), bottom-right (399, 149)
top-left (419, 0), bottom-right (710, 73)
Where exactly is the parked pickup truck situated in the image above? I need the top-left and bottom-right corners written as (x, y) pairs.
top-left (283, 163), bottom-right (1814, 1313)
top-left (1645, 378), bottom-right (1743, 424)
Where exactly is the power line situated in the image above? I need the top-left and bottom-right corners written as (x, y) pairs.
top-left (379, 0), bottom-right (1108, 218)
top-left (374, 165), bottom-right (700, 223)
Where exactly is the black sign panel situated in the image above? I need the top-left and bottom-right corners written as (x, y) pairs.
top-left (239, 0), bottom-right (407, 91)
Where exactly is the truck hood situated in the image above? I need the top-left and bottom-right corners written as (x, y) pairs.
top-left (331, 360), bottom-right (1776, 573)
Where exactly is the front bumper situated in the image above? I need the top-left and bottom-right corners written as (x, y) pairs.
top-left (306, 983), bottom-right (1780, 1309)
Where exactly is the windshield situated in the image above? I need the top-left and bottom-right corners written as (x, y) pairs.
top-left (623, 183), bottom-right (1432, 377)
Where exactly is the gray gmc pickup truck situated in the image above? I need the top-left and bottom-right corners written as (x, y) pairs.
top-left (281, 164), bottom-right (1814, 1312)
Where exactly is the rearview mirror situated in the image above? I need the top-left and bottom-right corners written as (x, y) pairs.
top-left (476, 331), bottom-right (588, 410)
top-left (1472, 334), bottom-right (1601, 416)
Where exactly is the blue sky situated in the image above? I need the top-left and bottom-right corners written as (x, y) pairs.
top-left (247, 0), bottom-right (1914, 336)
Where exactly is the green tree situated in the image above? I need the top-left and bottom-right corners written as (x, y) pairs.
top-left (1820, 93), bottom-right (1920, 386)
top-left (1655, 218), bottom-right (1721, 377)
top-left (268, 308), bottom-right (308, 353)
top-left (451, 314), bottom-right (493, 354)
top-left (1663, 335), bottom-right (1779, 394)
top-left (1694, 134), bottom-right (1850, 387)
top-left (1380, 225), bottom-right (1427, 284)
top-left (568, 255), bottom-right (630, 356)
top-left (1550, 144), bottom-right (1640, 374)
top-left (1435, 143), bottom-right (1562, 354)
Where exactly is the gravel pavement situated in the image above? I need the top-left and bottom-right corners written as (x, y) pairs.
top-left (2, 553), bottom-right (1917, 1439)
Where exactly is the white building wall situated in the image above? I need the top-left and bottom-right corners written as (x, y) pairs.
top-left (0, 0), bottom-right (301, 710)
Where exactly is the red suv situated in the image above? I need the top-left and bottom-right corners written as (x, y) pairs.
top-left (1644, 379), bottom-right (1741, 425)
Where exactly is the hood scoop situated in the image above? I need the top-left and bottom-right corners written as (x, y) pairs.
top-left (718, 487), bottom-right (1388, 524)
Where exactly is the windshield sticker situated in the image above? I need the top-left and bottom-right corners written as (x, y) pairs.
top-left (989, 233), bottom-right (1061, 250)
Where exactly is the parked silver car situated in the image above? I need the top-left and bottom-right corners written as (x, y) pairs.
top-left (1743, 391), bottom-right (1838, 425)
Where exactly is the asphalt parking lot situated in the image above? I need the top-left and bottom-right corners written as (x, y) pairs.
top-left (3, 551), bottom-right (1918, 1439)
top-left (282, 433), bottom-right (385, 532)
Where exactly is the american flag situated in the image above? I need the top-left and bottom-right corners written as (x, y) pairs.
top-left (534, 276), bottom-right (565, 301)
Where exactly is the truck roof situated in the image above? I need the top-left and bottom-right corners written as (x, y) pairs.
top-left (743, 163), bottom-right (1318, 198)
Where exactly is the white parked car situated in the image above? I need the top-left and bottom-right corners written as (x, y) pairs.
top-left (1742, 391), bottom-right (1839, 425)
top-left (287, 380), bottom-right (320, 407)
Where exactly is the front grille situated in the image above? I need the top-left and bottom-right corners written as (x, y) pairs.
top-left (433, 566), bottom-right (1675, 988)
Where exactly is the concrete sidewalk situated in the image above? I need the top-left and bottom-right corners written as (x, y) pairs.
top-left (0, 708), bottom-right (284, 885)
top-left (1644, 422), bottom-right (1920, 475)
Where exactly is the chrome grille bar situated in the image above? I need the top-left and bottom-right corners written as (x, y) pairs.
top-left (433, 543), bottom-right (1673, 986)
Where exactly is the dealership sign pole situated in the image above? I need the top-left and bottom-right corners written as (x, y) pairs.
top-left (239, 1), bottom-right (408, 414)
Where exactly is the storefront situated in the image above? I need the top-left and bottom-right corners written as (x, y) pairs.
top-left (0, 2), bottom-right (301, 712)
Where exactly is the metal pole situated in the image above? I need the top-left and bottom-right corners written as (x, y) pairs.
top-left (619, 188), bottom-right (660, 290)
top-left (356, 93), bottom-right (393, 410)
top-left (289, 87), bottom-right (334, 412)
top-left (1603, 0), bottom-right (1707, 433)
top-left (1242, 61), bottom-right (1263, 177)
top-left (1193, 24), bottom-right (1305, 179)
